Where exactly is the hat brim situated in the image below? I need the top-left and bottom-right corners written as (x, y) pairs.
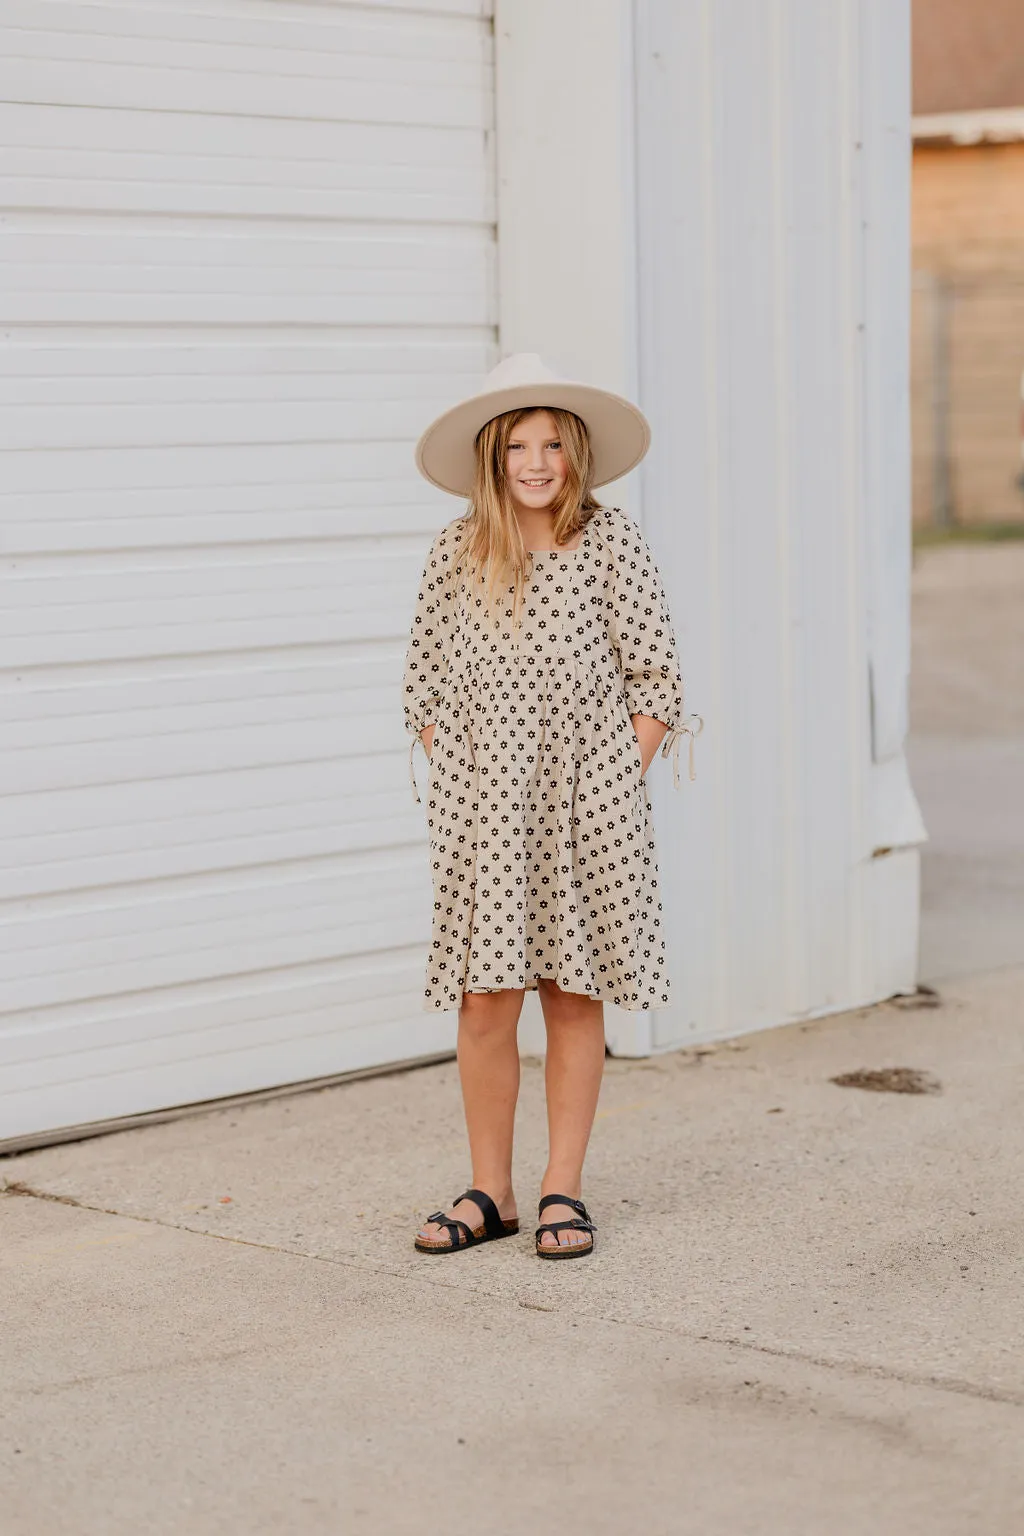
top-left (415, 382), bottom-right (651, 498)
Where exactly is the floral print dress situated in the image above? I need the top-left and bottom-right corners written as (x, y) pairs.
top-left (402, 505), bottom-right (687, 1013)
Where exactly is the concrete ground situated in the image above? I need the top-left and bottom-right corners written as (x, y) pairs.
top-left (3, 540), bottom-right (1023, 1535)
top-left (909, 539), bottom-right (1024, 981)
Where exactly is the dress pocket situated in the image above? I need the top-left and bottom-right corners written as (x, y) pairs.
top-left (425, 712), bottom-right (446, 778)
top-left (622, 713), bottom-right (645, 780)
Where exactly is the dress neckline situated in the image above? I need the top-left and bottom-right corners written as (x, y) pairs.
top-left (527, 521), bottom-right (592, 557)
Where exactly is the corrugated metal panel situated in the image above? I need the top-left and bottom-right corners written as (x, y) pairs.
top-left (633, 0), bottom-right (920, 1050)
top-left (0, 0), bottom-right (496, 1143)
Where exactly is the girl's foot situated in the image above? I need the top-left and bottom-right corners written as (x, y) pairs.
top-left (535, 1193), bottom-right (596, 1255)
top-left (415, 1187), bottom-right (518, 1251)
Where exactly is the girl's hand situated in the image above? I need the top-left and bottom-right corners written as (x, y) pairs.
top-left (421, 724), bottom-right (436, 759)
top-left (630, 714), bottom-right (669, 776)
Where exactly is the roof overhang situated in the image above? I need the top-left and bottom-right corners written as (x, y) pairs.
top-left (913, 107), bottom-right (1024, 145)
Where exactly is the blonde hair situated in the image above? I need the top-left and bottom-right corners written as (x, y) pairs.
top-left (452, 407), bottom-right (600, 621)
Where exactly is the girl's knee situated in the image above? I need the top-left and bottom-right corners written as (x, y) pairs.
top-left (538, 979), bottom-right (604, 1021)
top-left (459, 991), bottom-right (517, 1040)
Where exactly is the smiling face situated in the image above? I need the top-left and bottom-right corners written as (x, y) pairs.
top-left (505, 410), bottom-right (567, 511)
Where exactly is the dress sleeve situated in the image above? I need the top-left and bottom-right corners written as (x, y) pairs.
top-left (611, 517), bottom-right (684, 729)
top-left (402, 523), bottom-right (459, 737)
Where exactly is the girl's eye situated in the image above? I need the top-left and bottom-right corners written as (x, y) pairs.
top-left (547, 441), bottom-right (561, 450)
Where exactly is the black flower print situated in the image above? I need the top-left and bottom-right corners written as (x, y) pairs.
top-left (402, 507), bottom-right (684, 1013)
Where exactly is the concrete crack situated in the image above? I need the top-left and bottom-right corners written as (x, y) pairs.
top-left (6, 1182), bottom-right (1022, 1412)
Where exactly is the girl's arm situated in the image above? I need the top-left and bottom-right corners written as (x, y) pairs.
top-left (403, 525), bottom-right (457, 757)
top-left (630, 712), bottom-right (669, 776)
top-left (611, 517), bottom-right (685, 775)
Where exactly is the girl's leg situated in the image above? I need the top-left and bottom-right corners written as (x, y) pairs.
top-left (417, 987), bottom-right (524, 1244)
top-left (536, 979), bottom-right (606, 1249)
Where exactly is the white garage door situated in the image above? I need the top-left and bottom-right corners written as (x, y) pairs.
top-left (0, 0), bottom-right (496, 1146)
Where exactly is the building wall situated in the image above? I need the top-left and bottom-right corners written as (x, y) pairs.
top-left (914, 142), bottom-right (1024, 268)
top-left (636, 0), bottom-right (922, 1050)
top-left (0, 0), bottom-right (496, 1147)
top-left (912, 142), bottom-right (1024, 526)
top-left (3, 0), bottom-right (921, 1145)
top-left (497, 0), bottom-right (922, 1056)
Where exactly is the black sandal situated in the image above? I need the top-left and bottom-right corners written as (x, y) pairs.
top-left (535, 1194), bottom-right (596, 1260)
top-left (414, 1187), bottom-right (520, 1254)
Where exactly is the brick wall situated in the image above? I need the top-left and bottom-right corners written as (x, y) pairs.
top-left (912, 142), bottom-right (1024, 527)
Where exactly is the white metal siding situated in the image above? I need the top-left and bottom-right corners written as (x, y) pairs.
top-left (0, 0), bottom-right (496, 1143)
top-left (633, 0), bottom-right (920, 1049)
top-left (493, 0), bottom-right (919, 1056)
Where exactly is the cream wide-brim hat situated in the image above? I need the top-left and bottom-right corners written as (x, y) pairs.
top-left (414, 352), bottom-right (651, 498)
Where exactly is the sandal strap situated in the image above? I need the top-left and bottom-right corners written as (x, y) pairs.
top-left (535, 1217), bottom-right (596, 1241)
top-left (457, 1187), bottom-right (505, 1240)
top-left (537, 1193), bottom-right (594, 1227)
top-left (426, 1211), bottom-right (474, 1250)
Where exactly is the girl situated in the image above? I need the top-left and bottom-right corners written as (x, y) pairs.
top-left (402, 354), bottom-right (697, 1260)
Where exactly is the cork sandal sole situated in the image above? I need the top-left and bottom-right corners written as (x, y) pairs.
top-left (414, 1186), bottom-right (519, 1255)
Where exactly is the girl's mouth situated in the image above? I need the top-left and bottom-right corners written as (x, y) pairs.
top-left (520, 479), bottom-right (553, 488)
